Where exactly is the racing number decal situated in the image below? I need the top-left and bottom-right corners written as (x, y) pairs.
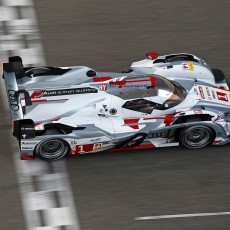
top-left (74, 144), bottom-right (93, 154)
top-left (73, 143), bottom-right (103, 154)
top-left (182, 62), bottom-right (194, 71)
top-left (216, 92), bottom-right (229, 102)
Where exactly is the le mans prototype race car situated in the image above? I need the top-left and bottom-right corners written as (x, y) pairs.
top-left (2, 52), bottom-right (230, 161)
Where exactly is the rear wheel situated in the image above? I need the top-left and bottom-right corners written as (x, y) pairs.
top-left (35, 129), bottom-right (69, 161)
top-left (179, 125), bottom-right (214, 149)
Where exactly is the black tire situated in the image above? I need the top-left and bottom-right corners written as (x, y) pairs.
top-left (179, 125), bottom-right (214, 149)
top-left (35, 129), bottom-right (69, 161)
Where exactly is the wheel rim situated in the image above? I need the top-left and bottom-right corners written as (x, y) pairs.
top-left (39, 139), bottom-right (66, 160)
top-left (184, 127), bottom-right (210, 147)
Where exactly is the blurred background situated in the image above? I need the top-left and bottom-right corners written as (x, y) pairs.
top-left (0, 0), bottom-right (230, 229)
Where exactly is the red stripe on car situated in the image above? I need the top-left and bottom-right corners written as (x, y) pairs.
top-left (93, 76), bottom-right (113, 82)
top-left (31, 90), bottom-right (46, 99)
top-left (124, 118), bottom-right (140, 129)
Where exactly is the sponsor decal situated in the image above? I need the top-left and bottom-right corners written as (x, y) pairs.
top-left (206, 87), bottom-right (212, 100)
top-left (188, 62), bottom-right (194, 71)
top-left (21, 141), bottom-right (38, 150)
top-left (211, 91), bottom-right (216, 99)
top-left (206, 87), bottom-right (211, 96)
top-left (99, 84), bottom-right (107, 91)
top-left (20, 125), bottom-right (35, 139)
top-left (198, 86), bottom-right (205, 99)
top-left (182, 63), bottom-right (188, 70)
top-left (216, 91), bottom-right (228, 102)
top-left (93, 143), bottom-right (103, 151)
top-left (21, 127), bottom-right (35, 131)
top-left (8, 90), bottom-right (19, 112)
top-left (41, 87), bottom-right (98, 97)
top-left (21, 141), bottom-right (39, 145)
top-left (182, 62), bottom-right (194, 71)
top-left (148, 131), bottom-right (168, 138)
top-left (21, 146), bottom-right (34, 150)
top-left (91, 138), bottom-right (102, 142)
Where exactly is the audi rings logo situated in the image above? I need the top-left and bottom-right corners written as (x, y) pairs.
top-left (8, 90), bottom-right (19, 112)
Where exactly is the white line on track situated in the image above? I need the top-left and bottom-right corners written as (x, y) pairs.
top-left (135, 212), bottom-right (230, 220)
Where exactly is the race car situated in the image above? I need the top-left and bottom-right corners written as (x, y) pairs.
top-left (8, 52), bottom-right (229, 90)
top-left (2, 53), bottom-right (230, 161)
top-left (130, 52), bottom-right (228, 89)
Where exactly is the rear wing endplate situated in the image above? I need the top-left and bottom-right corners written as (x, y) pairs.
top-left (2, 62), bottom-right (24, 120)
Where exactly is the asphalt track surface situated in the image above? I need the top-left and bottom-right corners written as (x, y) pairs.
top-left (1, 0), bottom-right (230, 229)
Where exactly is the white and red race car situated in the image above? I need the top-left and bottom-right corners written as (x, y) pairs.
top-left (3, 53), bottom-right (230, 161)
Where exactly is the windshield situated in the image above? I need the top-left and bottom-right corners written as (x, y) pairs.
top-left (155, 76), bottom-right (173, 91)
top-left (155, 76), bottom-right (186, 110)
top-left (117, 75), bottom-right (186, 112)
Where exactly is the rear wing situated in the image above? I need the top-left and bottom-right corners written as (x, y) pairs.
top-left (2, 60), bottom-right (24, 121)
top-left (2, 56), bottom-right (32, 119)
top-left (2, 57), bottom-right (35, 141)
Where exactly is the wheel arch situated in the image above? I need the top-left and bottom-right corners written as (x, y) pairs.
top-left (43, 123), bottom-right (85, 134)
top-left (171, 114), bottom-right (216, 142)
top-left (34, 128), bottom-right (71, 161)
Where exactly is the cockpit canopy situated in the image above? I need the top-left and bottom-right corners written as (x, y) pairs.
top-left (119, 75), bottom-right (186, 114)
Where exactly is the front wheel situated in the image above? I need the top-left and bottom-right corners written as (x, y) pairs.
top-left (179, 126), bottom-right (214, 149)
top-left (35, 138), bottom-right (69, 161)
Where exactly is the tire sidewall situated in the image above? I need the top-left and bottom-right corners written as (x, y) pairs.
top-left (35, 138), bottom-right (69, 161)
top-left (179, 125), bottom-right (214, 149)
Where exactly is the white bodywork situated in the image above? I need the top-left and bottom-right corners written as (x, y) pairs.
top-left (3, 53), bottom-right (230, 160)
